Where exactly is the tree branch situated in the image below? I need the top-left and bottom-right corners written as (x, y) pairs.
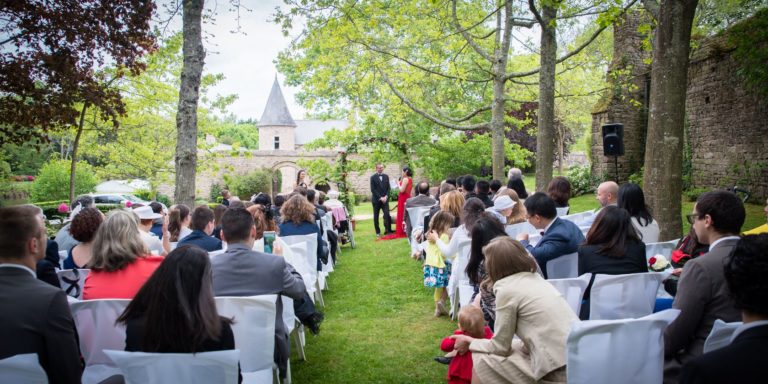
top-left (642, 0), bottom-right (659, 20)
top-left (378, 68), bottom-right (489, 131)
top-left (451, 0), bottom-right (493, 63)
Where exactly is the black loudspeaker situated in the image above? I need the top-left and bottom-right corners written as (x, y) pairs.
top-left (602, 123), bottom-right (624, 156)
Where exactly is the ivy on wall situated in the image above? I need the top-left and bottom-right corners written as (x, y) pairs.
top-left (727, 8), bottom-right (768, 99)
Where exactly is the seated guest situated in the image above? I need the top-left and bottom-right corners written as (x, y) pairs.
top-left (63, 207), bottom-right (104, 269)
top-left (116, 245), bottom-right (239, 380)
top-left (83, 210), bottom-right (164, 300)
top-left (742, 197), bottom-right (768, 235)
top-left (577, 206), bottom-right (647, 318)
top-left (475, 180), bottom-right (494, 208)
top-left (221, 189), bottom-right (232, 206)
top-left (485, 195), bottom-right (516, 225)
top-left (489, 179), bottom-right (502, 197)
top-left (279, 195), bottom-right (324, 271)
top-left (581, 181), bottom-right (619, 227)
top-left (0, 205), bottom-right (82, 383)
top-left (405, 181), bottom-right (438, 236)
top-left (273, 194), bottom-right (286, 223)
top-left (494, 188), bottom-right (527, 225)
top-left (618, 183), bottom-right (660, 243)
top-left (323, 190), bottom-right (344, 210)
top-left (462, 175), bottom-right (478, 200)
top-left (212, 208), bottom-right (308, 380)
top-left (430, 198), bottom-right (486, 257)
top-left (465, 214), bottom-right (508, 329)
top-left (450, 237), bottom-right (575, 383)
top-left (54, 194), bottom-right (95, 251)
top-left (664, 227), bottom-right (709, 296)
top-left (37, 239), bottom-right (62, 288)
top-left (212, 204), bottom-right (227, 240)
top-left (664, 190), bottom-right (745, 382)
top-left (168, 204), bottom-right (192, 242)
top-left (424, 184), bottom-right (460, 233)
top-left (516, 192), bottom-right (585, 278)
top-left (148, 202), bottom-right (166, 239)
top-left (680, 234), bottom-right (768, 384)
top-left (134, 205), bottom-right (169, 255)
top-left (546, 176), bottom-right (572, 214)
top-left (178, 205), bottom-right (222, 252)
top-left (506, 167), bottom-right (528, 199)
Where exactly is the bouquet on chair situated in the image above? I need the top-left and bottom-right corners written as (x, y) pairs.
top-left (648, 255), bottom-right (671, 272)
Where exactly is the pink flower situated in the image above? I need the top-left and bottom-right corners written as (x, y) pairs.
top-left (648, 256), bottom-right (657, 266)
top-left (57, 203), bottom-right (69, 213)
top-left (124, 200), bottom-right (133, 208)
top-left (27, 175), bottom-right (35, 181)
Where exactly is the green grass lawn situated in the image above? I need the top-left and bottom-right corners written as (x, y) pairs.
top-left (291, 218), bottom-right (456, 383)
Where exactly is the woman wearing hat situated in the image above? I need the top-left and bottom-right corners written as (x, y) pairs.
top-left (134, 205), bottom-right (170, 255)
top-left (485, 195), bottom-right (517, 225)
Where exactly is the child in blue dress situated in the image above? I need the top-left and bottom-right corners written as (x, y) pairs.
top-left (424, 211), bottom-right (455, 317)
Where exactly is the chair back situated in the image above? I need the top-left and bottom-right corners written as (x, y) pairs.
top-left (57, 268), bottom-right (90, 299)
top-left (0, 354), bottom-right (47, 384)
top-left (504, 222), bottom-right (535, 238)
top-left (281, 233), bottom-right (318, 271)
top-left (547, 274), bottom-right (591, 314)
top-left (556, 206), bottom-right (569, 217)
top-left (546, 252), bottom-right (579, 279)
top-left (69, 299), bottom-right (131, 366)
top-left (104, 349), bottom-right (240, 384)
top-left (406, 206), bottom-right (434, 240)
top-left (589, 273), bottom-right (664, 320)
top-left (561, 211), bottom-right (594, 226)
top-left (703, 319), bottom-right (743, 353)
top-left (567, 309), bottom-right (680, 384)
top-left (215, 295), bottom-right (277, 376)
top-left (645, 239), bottom-right (680, 262)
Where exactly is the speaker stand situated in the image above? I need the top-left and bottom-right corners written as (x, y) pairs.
top-left (614, 155), bottom-right (620, 182)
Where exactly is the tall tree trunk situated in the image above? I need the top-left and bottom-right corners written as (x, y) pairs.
top-left (535, 3), bottom-right (557, 192)
top-left (174, 0), bottom-right (205, 207)
top-left (68, 104), bottom-right (88, 204)
top-left (642, 0), bottom-right (698, 241)
top-left (491, 61), bottom-right (507, 181)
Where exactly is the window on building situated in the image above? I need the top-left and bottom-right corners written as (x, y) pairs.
top-left (274, 135), bottom-right (280, 150)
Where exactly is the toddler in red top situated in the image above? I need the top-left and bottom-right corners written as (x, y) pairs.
top-left (440, 306), bottom-right (493, 384)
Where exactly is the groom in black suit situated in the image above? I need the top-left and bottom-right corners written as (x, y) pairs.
top-left (370, 163), bottom-right (393, 236)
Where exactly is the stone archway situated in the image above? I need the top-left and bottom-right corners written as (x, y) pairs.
top-left (271, 161), bottom-right (302, 194)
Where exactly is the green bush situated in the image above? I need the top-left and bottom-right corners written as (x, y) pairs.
top-left (684, 187), bottom-right (710, 202)
top-left (225, 168), bottom-right (275, 200)
top-left (628, 167), bottom-right (644, 187)
top-left (209, 181), bottom-right (224, 203)
top-left (31, 159), bottom-right (98, 202)
top-left (566, 165), bottom-right (600, 196)
top-left (133, 189), bottom-right (172, 206)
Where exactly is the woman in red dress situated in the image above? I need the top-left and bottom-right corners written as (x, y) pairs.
top-left (381, 166), bottom-right (412, 240)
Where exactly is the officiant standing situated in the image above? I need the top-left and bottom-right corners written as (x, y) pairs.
top-left (370, 163), bottom-right (393, 237)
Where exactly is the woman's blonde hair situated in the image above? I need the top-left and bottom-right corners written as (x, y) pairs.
top-left (440, 190), bottom-right (464, 219)
top-left (458, 305), bottom-right (485, 338)
top-left (496, 188), bottom-right (526, 224)
top-left (483, 236), bottom-right (537, 283)
top-left (90, 209), bottom-right (148, 272)
top-left (428, 211), bottom-right (454, 235)
top-left (280, 194), bottom-right (316, 224)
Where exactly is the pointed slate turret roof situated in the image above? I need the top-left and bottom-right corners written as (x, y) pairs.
top-left (258, 76), bottom-right (297, 127)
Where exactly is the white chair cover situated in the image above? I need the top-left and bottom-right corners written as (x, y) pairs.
top-left (561, 211), bottom-right (595, 226)
top-left (0, 353), bottom-right (47, 384)
top-left (504, 222), bottom-right (536, 238)
top-left (645, 239), bottom-right (680, 262)
top-left (448, 240), bottom-right (472, 318)
top-left (282, 296), bottom-right (306, 361)
top-left (215, 295), bottom-right (278, 384)
top-left (556, 206), bottom-right (569, 217)
top-left (567, 309), bottom-right (681, 384)
top-left (406, 205), bottom-right (434, 248)
top-left (58, 250), bottom-right (68, 269)
top-left (546, 252), bottom-right (579, 279)
top-left (69, 299), bottom-right (130, 384)
top-left (703, 319), bottom-right (743, 353)
top-left (546, 274), bottom-right (591, 315)
top-left (104, 349), bottom-right (240, 384)
top-left (589, 273), bottom-right (665, 320)
top-left (57, 268), bottom-right (89, 299)
top-left (281, 233), bottom-right (322, 290)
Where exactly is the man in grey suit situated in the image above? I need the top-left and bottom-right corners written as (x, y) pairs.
top-left (0, 205), bottom-right (82, 384)
top-left (404, 181), bottom-right (437, 237)
top-left (664, 190), bottom-right (744, 383)
top-left (212, 208), bottom-right (306, 380)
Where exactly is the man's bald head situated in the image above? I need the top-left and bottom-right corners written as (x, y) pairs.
top-left (596, 181), bottom-right (619, 207)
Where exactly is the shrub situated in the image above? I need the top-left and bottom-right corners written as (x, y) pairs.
top-left (225, 168), bottom-right (275, 199)
top-left (628, 167), bottom-right (644, 187)
top-left (209, 181), bottom-right (224, 203)
top-left (566, 165), bottom-right (601, 196)
top-left (684, 187), bottom-right (710, 202)
top-left (31, 159), bottom-right (98, 202)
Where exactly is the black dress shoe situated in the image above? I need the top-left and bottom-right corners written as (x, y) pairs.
top-left (434, 356), bottom-right (452, 365)
top-left (307, 312), bottom-right (324, 335)
top-left (384, 230), bottom-right (394, 235)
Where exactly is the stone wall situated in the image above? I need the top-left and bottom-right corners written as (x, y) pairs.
top-left (591, 11), bottom-right (651, 183)
top-left (686, 36), bottom-right (768, 200)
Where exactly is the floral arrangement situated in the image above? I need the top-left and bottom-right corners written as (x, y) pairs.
top-left (648, 254), bottom-right (671, 272)
top-left (57, 203), bottom-right (69, 214)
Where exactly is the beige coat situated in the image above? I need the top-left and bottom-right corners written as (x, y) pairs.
top-left (470, 272), bottom-right (577, 382)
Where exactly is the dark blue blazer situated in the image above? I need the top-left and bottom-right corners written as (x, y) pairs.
top-left (150, 222), bottom-right (163, 239)
top-left (522, 217), bottom-right (585, 278)
top-left (680, 324), bottom-right (768, 384)
top-left (178, 230), bottom-right (222, 252)
top-left (279, 221), bottom-right (323, 271)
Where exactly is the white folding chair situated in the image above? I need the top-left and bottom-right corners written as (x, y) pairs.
top-left (567, 309), bottom-right (680, 384)
top-left (504, 222), bottom-right (536, 238)
top-left (645, 239), bottom-right (680, 262)
top-left (215, 295), bottom-right (278, 384)
top-left (58, 250), bottom-right (68, 269)
top-left (546, 274), bottom-right (591, 315)
top-left (406, 205), bottom-right (434, 250)
top-left (561, 211), bottom-right (595, 226)
top-left (448, 240), bottom-right (472, 319)
top-left (703, 319), bottom-right (743, 353)
top-left (281, 296), bottom-right (305, 362)
top-left (556, 206), bottom-right (570, 217)
top-left (104, 349), bottom-right (240, 384)
top-left (589, 273), bottom-right (665, 320)
top-left (546, 252), bottom-right (579, 279)
top-left (57, 268), bottom-right (89, 299)
top-left (281, 234), bottom-right (324, 306)
top-left (69, 299), bottom-right (130, 384)
top-left (0, 353), bottom-right (47, 384)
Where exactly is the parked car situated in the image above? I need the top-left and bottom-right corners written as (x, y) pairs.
top-left (90, 193), bottom-right (149, 207)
